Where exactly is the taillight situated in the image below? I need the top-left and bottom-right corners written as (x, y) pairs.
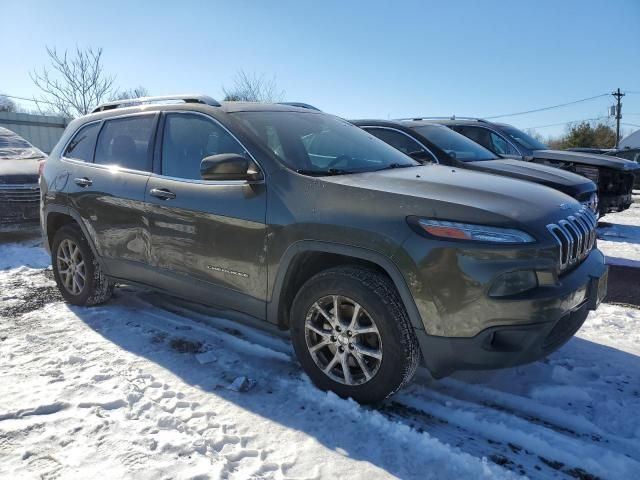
top-left (38, 159), bottom-right (46, 177)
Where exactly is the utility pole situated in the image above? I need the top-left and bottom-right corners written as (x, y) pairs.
top-left (612, 88), bottom-right (625, 148)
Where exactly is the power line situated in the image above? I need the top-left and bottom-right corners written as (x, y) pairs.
top-left (0, 93), bottom-right (58, 106)
top-left (525, 116), bottom-right (609, 129)
top-left (484, 93), bottom-right (609, 119)
top-left (622, 122), bottom-right (640, 128)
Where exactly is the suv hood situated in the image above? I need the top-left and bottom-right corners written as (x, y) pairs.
top-left (320, 165), bottom-right (580, 231)
top-left (532, 149), bottom-right (640, 171)
top-left (469, 158), bottom-right (595, 197)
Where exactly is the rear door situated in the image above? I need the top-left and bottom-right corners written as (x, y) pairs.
top-left (65, 112), bottom-right (158, 282)
top-left (145, 111), bottom-right (267, 318)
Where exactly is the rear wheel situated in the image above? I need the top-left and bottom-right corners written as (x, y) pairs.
top-left (290, 266), bottom-right (419, 404)
top-left (51, 224), bottom-right (114, 306)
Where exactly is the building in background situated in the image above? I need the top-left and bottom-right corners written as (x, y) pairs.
top-left (0, 112), bottom-right (70, 154)
top-left (619, 129), bottom-right (640, 149)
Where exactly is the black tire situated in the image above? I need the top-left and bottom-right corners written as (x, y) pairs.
top-left (51, 224), bottom-right (114, 306)
top-left (290, 265), bottom-right (420, 404)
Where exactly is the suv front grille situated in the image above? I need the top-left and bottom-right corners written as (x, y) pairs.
top-left (0, 184), bottom-right (40, 203)
top-left (547, 206), bottom-right (597, 272)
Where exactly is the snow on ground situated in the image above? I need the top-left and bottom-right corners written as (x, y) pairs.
top-left (1, 233), bottom-right (640, 479)
top-left (598, 194), bottom-right (640, 267)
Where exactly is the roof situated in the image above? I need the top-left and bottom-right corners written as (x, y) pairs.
top-left (90, 94), bottom-right (321, 116)
top-left (407, 118), bottom-right (510, 127)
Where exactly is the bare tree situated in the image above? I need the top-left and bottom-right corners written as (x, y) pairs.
top-left (30, 46), bottom-right (116, 117)
top-left (0, 95), bottom-right (17, 112)
top-left (111, 86), bottom-right (150, 101)
top-left (222, 70), bottom-right (284, 102)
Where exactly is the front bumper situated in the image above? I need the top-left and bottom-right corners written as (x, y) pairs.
top-left (414, 250), bottom-right (608, 378)
top-left (0, 202), bottom-right (40, 230)
top-left (0, 183), bottom-right (40, 229)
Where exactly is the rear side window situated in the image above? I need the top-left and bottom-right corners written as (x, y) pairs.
top-left (94, 115), bottom-right (155, 171)
top-left (161, 113), bottom-right (247, 180)
top-left (63, 123), bottom-right (100, 161)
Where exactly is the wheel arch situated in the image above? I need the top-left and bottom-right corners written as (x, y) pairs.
top-left (268, 241), bottom-right (425, 332)
top-left (43, 206), bottom-right (108, 273)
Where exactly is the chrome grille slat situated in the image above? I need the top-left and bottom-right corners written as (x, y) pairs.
top-left (573, 214), bottom-right (591, 255)
top-left (567, 215), bottom-right (586, 256)
top-left (546, 206), bottom-right (597, 272)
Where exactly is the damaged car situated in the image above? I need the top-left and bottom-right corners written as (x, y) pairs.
top-left (426, 118), bottom-right (639, 216)
top-left (0, 127), bottom-right (45, 230)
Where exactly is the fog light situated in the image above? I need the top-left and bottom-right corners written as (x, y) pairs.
top-left (489, 270), bottom-right (538, 297)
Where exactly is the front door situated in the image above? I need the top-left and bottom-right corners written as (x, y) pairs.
top-left (145, 111), bottom-right (267, 319)
top-left (65, 113), bottom-right (158, 282)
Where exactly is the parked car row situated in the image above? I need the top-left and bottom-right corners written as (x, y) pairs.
top-left (391, 118), bottom-right (638, 216)
top-left (38, 95), bottom-right (611, 403)
top-left (351, 119), bottom-right (599, 213)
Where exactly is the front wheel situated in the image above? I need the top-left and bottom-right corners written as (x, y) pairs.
top-left (290, 266), bottom-right (420, 404)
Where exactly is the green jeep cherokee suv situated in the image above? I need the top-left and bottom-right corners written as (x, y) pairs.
top-left (40, 95), bottom-right (608, 403)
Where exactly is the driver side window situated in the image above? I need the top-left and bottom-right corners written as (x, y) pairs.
top-left (161, 113), bottom-right (247, 180)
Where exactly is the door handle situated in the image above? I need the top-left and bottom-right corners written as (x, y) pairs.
top-left (74, 177), bottom-right (92, 187)
top-left (149, 188), bottom-right (176, 200)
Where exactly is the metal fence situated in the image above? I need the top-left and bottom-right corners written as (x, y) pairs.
top-left (0, 112), bottom-right (71, 154)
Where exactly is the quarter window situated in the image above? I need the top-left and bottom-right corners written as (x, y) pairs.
top-left (94, 115), bottom-right (155, 171)
top-left (63, 123), bottom-right (100, 162)
top-left (161, 113), bottom-right (248, 180)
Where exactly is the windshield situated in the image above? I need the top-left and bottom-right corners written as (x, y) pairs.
top-left (412, 125), bottom-right (498, 161)
top-left (232, 111), bottom-right (418, 174)
top-left (501, 125), bottom-right (548, 150)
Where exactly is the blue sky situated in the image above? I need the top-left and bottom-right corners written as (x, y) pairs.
top-left (3, 0), bottom-right (640, 138)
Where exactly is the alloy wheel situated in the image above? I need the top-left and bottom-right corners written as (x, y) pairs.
top-left (304, 295), bottom-right (383, 386)
top-left (56, 238), bottom-right (86, 296)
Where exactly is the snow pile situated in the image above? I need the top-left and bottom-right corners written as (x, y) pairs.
top-left (598, 201), bottom-right (640, 267)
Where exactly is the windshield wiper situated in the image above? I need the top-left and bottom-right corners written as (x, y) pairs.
top-left (296, 168), bottom-right (353, 176)
top-left (374, 163), bottom-right (416, 171)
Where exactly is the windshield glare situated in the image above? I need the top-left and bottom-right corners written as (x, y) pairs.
top-left (232, 111), bottom-right (418, 174)
top-left (412, 125), bottom-right (497, 161)
top-left (501, 126), bottom-right (548, 150)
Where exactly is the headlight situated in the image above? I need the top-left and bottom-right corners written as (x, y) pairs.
top-left (414, 219), bottom-right (535, 244)
top-left (581, 192), bottom-right (599, 214)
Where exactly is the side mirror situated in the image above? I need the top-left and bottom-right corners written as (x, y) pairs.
top-left (200, 154), bottom-right (263, 182)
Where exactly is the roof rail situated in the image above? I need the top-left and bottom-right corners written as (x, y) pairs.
top-left (277, 102), bottom-right (321, 111)
top-left (395, 116), bottom-right (487, 122)
top-left (91, 94), bottom-right (221, 113)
